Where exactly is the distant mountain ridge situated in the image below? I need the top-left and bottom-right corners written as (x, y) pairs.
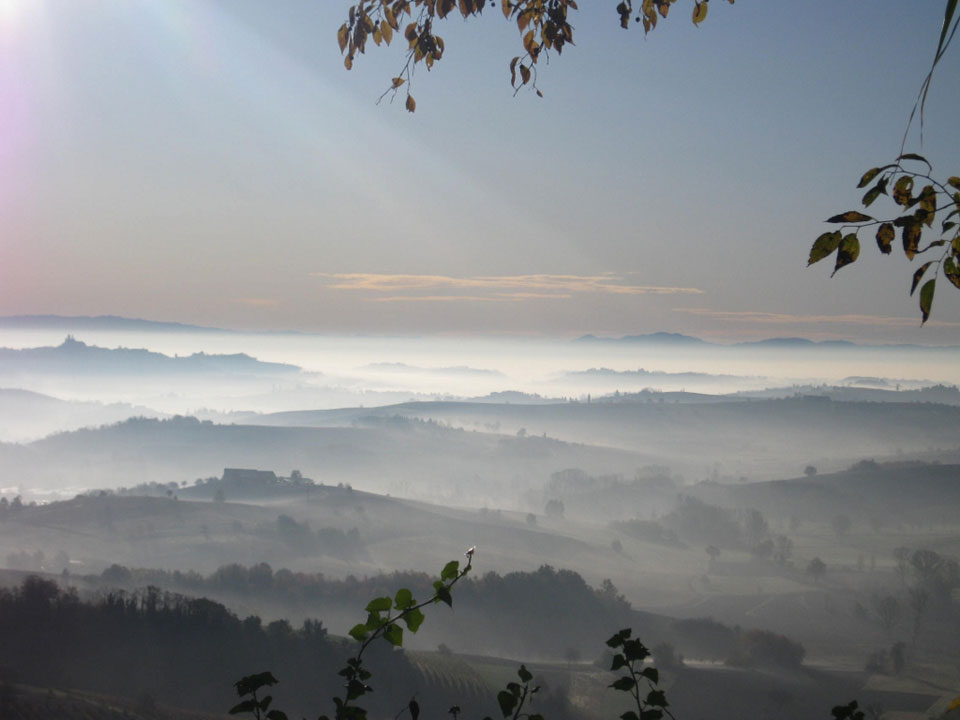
top-left (0, 314), bottom-right (226, 333)
top-left (0, 336), bottom-right (301, 375)
top-left (575, 332), bottom-right (959, 350)
top-left (3, 316), bottom-right (960, 348)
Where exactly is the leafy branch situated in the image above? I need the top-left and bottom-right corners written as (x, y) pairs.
top-left (231, 553), bottom-right (474, 720)
top-left (338, 0), bottom-right (734, 110)
top-left (809, 2), bottom-right (960, 323)
top-left (606, 628), bottom-right (674, 720)
top-left (489, 664), bottom-right (543, 720)
top-left (808, 155), bottom-right (960, 323)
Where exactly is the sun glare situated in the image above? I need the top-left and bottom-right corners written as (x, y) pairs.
top-left (0, 0), bottom-right (21, 25)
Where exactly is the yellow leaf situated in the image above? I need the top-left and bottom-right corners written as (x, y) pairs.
top-left (520, 64), bottom-right (531, 84)
top-left (385, 6), bottom-right (398, 29)
top-left (373, 26), bottom-right (382, 45)
top-left (337, 24), bottom-right (349, 53)
top-left (405, 94), bottom-right (416, 113)
top-left (344, 54), bottom-right (353, 70)
top-left (501, 0), bottom-right (511, 19)
top-left (392, 76), bottom-right (405, 88)
top-left (692, 1), bottom-right (707, 24)
top-left (947, 697), bottom-right (960, 712)
top-left (381, 20), bottom-right (393, 44)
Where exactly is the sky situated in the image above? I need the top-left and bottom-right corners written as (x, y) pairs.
top-left (2, 0), bottom-right (960, 343)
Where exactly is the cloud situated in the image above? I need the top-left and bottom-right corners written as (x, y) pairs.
top-left (231, 297), bottom-right (280, 307)
top-left (365, 295), bottom-right (508, 303)
top-left (673, 307), bottom-right (960, 328)
top-left (312, 273), bottom-right (703, 300)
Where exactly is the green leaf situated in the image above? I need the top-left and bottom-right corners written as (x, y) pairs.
top-left (911, 262), bottom-right (933, 295)
top-left (640, 711), bottom-right (663, 720)
top-left (893, 176), bottom-right (915, 206)
top-left (621, 713), bottom-right (640, 720)
top-left (610, 676), bottom-right (637, 692)
top-left (266, 711), bottom-right (289, 720)
top-left (857, 167), bottom-right (881, 188)
top-left (234, 672), bottom-right (279, 697)
top-left (918, 185), bottom-right (937, 223)
top-left (366, 612), bottom-right (385, 631)
top-left (434, 586), bottom-right (453, 607)
top-left (345, 679), bottom-right (369, 701)
top-left (948, 176), bottom-right (960, 190)
top-left (623, 639), bottom-right (649, 662)
top-left (394, 588), bottom-right (414, 610)
top-left (366, 596), bottom-right (392, 613)
top-left (383, 623), bottom-right (404, 647)
top-left (898, 152), bottom-right (931, 168)
top-left (497, 691), bottom-right (517, 718)
top-left (441, 560), bottom-right (460, 581)
top-left (646, 690), bottom-right (669, 708)
top-left (826, 211), bottom-right (873, 223)
top-left (920, 278), bottom-right (936, 324)
top-left (641, 667), bottom-right (659, 683)
top-left (808, 231), bottom-right (842, 265)
top-left (402, 607), bottom-right (425, 633)
top-left (518, 665), bottom-right (533, 683)
top-left (832, 234), bottom-right (860, 276)
top-left (349, 623), bottom-right (369, 641)
top-left (610, 653), bottom-right (627, 671)
top-left (945, 257), bottom-right (960, 289)
top-left (606, 629), bottom-right (631, 648)
top-left (902, 221), bottom-right (922, 260)
top-left (862, 184), bottom-right (884, 207)
top-left (230, 700), bottom-right (259, 715)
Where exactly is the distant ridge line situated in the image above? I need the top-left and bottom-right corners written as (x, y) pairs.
top-left (575, 332), bottom-right (960, 350)
top-left (0, 314), bottom-right (226, 333)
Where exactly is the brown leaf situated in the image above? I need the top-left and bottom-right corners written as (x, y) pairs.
top-left (517, 9), bottom-right (530, 32)
top-left (405, 93), bottom-right (416, 113)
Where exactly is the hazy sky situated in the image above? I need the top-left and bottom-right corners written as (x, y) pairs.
top-left (2, 0), bottom-right (960, 343)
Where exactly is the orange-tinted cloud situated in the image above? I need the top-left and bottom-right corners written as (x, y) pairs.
top-left (312, 273), bottom-right (703, 300)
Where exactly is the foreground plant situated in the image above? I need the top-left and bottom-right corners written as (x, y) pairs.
top-left (809, 154), bottom-right (960, 323)
top-left (231, 555), bottom-right (926, 720)
top-left (232, 553), bottom-right (473, 720)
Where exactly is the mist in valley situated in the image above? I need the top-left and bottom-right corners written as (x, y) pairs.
top-left (1, 323), bottom-right (959, 720)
